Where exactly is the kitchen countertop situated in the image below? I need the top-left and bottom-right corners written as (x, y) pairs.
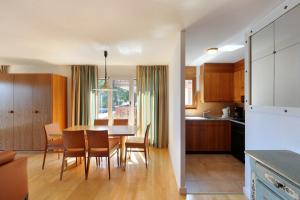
top-left (245, 150), bottom-right (300, 187)
top-left (185, 116), bottom-right (245, 125)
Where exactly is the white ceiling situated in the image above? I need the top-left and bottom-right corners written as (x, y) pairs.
top-left (0, 0), bottom-right (283, 66)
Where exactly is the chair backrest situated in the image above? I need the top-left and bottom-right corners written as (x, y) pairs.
top-left (44, 123), bottom-right (61, 139)
top-left (94, 119), bottom-right (109, 126)
top-left (86, 130), bottom-right (109, 151)
top-left (144, 123), bottom-right (151, 144)
top-left (113, 119), bottom-right (128, 126)
top-left (62, 130), bottom-right (85, 150)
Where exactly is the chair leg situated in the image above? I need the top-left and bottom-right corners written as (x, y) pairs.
top-left (144, 147), bottom-right (148, 169)
top-left (108, 156), bottom-right (111, 180)
top-left (95, 157), bottom-right (98, 167)
top-left (124, 147), bottom-right (127, 169)
top-left (148, 145), bottom-right (150, 159)
top-left (42, 147), bottom-right (47, 170)
top-left (60, 153), bottom-right (65, 180)
top-left (76, 157), bottom-right (78, 166)
top-left (117, 148), bottom-right (120, 167)
top-left (84, 156), bottom-right (87, 180)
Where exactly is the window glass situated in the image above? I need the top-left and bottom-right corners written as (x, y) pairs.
top-left (185, 79), bottom-right (193, 106)
top-left (112, 80), bottom-right (130, 119)
top-left (97, 79), bottom-right (109, 119)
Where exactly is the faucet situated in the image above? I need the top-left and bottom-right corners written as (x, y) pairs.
top-left (202, 110), bottom-right (211, 118)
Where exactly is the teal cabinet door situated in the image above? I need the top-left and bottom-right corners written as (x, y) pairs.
top-left (256, 180), bottom-right (284, 200)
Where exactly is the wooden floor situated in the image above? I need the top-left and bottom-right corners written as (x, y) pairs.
top-left (186, 154), bottom-right (244, 193)
top-left (18, 149), bottom-right (246, 200)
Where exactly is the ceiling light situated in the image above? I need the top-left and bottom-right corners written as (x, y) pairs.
top-left (100, 50), bottom-right (112, 91)
top-left (219, 45), bottom-right (244, 52)
top-left (207, 48), bottom-right (218, 54)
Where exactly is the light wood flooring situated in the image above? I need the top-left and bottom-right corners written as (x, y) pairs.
top-left (186, 154), bottom-right (244, 193)
top-left (17, 149), bottom-right (246, 200)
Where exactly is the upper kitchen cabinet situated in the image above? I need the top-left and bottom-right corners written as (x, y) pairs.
top-left (233, 60), bottom-right (245, 103)
top-left (275, 5), bottom-right (300, 51)
top-left (200, 63), bottom-right (233, 102)
top-left (251, 55), bottom-right (274, 106)
top-left (251, 23), bottom-right (274, 61)
top-left (275, 43), bottom-right (300, 108)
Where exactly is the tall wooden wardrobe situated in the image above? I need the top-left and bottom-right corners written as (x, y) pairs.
top-left (0, 73), bottom-right (67, 151)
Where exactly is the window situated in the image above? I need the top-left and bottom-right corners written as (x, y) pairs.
top-left (97, 79), bottom-right (109, 119)
top-left (112, 80), bottom-right (130, 119)
top-left (96, 79), bottom-right (136, 124)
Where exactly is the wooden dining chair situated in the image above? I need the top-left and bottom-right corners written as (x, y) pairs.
top-left (60, 130), bottom-right (87, 180)
top-left (125, 123), bottom-right (151, 169)
top-left (42, 123), bottom-right (64, 170)
top-left (86, 130), bottom-right (120, 180)
top-left (94, 119), bottom-right (109, 126)
top-left (113, 119), bottom-right (128, 125)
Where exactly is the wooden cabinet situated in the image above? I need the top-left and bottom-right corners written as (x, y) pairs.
top-left (186, 120), bottom-right (231, 152)
top-left (0, 73), bottom-right (67, 151)
top-left (233, 60), bottom-right (244, 103)
top-left (200, 63), bottom-right (233, 102)
top-left (0, 74), bottom-right (14, 150)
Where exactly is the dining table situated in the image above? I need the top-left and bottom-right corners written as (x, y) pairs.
top-left (60, 125), bottom-right (138, 168)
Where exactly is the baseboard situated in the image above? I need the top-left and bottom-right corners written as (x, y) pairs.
top-left (179, 186), bottom-right (187, 195)
top-left (243, 186), bottom-right (250, 200)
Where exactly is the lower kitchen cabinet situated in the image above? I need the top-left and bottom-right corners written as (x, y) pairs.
top-left (231, 121), bottom-right (245, 163)
top-left (186, 120), bottom-right (231, 152)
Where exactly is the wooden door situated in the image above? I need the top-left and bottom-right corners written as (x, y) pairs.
top-left (13, 74), bottom-right (33, 150)
top-left (0, 74), bottom-right (14, 150)
top-left (32, 74), bottom-right (51, 150)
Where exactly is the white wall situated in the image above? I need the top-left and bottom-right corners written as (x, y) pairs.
top-left (244, 0), bottom-right (300, 198)
top-left (168, 31), bottom-right (186, 193)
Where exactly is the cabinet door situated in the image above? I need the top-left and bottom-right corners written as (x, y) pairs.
top-left (32, 74), bottom-right (51, 150)
top-left (251, 55), bottom-right (274, 106)
top-left (251, 23), bottom-right (274, 61)
top-left (13, 74), bottom-right (33, 150)
top-left (275, 5), bottom-right (300, 51)
top-left (256, 180), bottom-right (283, 200)
top-left (233, 70), bottom-right (244, 102)
top-left (204, 72), bottom-right (233, 102)
top-left (275, 43), bottom-right (300, 107)
top-left (0, 74), bottom-right (14, 150)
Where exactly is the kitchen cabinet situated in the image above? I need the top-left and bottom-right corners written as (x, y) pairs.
top-left (251, 55), bottom-right (274, 106)
top-left (0, 73), bottom-right (67, 151)
top-left (275, 5), bottom-right (300, 51)
top-left (233, 60), bottom-right (244, 103)
top-left (251, 23), bottom-right (274, 61)
top-left (186, 120), bottom-right (231, 152)
top-left (231, 121), bottom-right (245, 163)
top-left (200, 63), bottom-right (234, 102)
top-left (275, 43), bottom-right (300, 108)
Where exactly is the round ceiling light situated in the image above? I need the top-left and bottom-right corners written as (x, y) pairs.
top-left (207, 48), bottom-right (218, 54)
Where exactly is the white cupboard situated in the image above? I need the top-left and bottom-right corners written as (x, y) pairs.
top-left (250, 3), bottom-right (300, 108)
top-left (275, 5), bottom-right (300, 51)
top-left (275, 43), bottom-right (300, 107)
top-left (251, 23), bottom-right (274, 61)
top-left (251, 55), bottom-right (274, 106)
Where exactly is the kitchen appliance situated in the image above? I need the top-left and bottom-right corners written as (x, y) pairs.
top-left (233, 106), bottom-right (244, 120)
top-left (222, 107), bottom-right (230, 118)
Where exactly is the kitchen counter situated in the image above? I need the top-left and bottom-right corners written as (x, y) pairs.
top-left (185, 116), bottom-right (245, 125)
top-left (246, 150), bottom-right (300, 188)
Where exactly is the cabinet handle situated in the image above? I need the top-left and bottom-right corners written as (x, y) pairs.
top-left (33, 110), bottom-right (39, 114)
top-left (264, 173), bottom-right (299, 200)
top-left (8, 110), bottom-right (14, 114)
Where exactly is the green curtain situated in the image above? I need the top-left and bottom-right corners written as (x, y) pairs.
top-left (136, 65), bottom-right (168, 148)
top-left (0, 65), bottom-right (9, 73)
top-left (71, 65), bottom-right (98, 126)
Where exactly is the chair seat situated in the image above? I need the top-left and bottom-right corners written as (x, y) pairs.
top-left (126, 137), bottom-right (145, 148)
top-left (65, 148), bottom-right (85, 157)
top-left (48, 137), bottom-right (63, 147)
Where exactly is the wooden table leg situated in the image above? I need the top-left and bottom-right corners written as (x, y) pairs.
top-left (120, 136), bottom-right (127, 168)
